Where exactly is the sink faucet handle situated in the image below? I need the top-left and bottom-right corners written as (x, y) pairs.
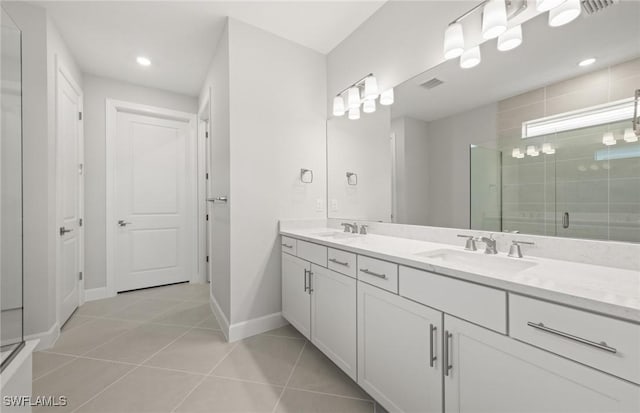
top-left (509, 240), bottom-right (535, 258)
top-left (341, 223), bottom-right (353, 233)
top-left (457, 234), bottom-right (477, 251)
top-left (359, 225), bottom-right (368, 235)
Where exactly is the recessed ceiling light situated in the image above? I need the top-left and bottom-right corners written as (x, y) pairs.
top-left (578, 58), bottom-right (596, 67)
top-left (136, 56), bottom-right (151, 66)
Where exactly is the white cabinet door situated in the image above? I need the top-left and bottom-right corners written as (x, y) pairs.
top-left (311, 265), bottom-right (357, 381)
top-left (444, 315), bottom-right (640, 413)
top-left (358, 281), bottom-right (443, 413)
top-left (282, 253), bottom-right (311, 339)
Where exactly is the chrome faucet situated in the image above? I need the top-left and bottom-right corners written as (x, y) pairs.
top-left (508, 240), bottom-right (535, 258)
top-left (479, 235), bottom-right (498, 255)
top-left (341, 222), bottom-right (358, 233)
top-left (457, 234), bottom-right (477, 251)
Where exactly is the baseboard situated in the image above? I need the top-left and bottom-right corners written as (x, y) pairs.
top-left (209, 290), bottom-right (230, 341)
top-left (25, 322), bottom-right (60, 351)
top-left (84, 287), bottom-right (108, 302)
top-left (228, 311), bottom-right (287, 343)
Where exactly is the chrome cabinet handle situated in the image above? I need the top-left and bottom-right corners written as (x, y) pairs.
top-left (59, 226), bottom-right (73, 236)
top-left (308, 271), bottom-right (313, 293)
top-left (118, 220), bottom-right (132, 227)
top-left (282, 243), bottom-right (293, 249)
top-left (444, 331), bottom-right (453, 376)
top-left (303, 269), bottom-right (309, 292)
top-left (329, 258), bottom-right (349, 267)
top-left (360, 269), bottom-right (387, 279)
top-left (526, 322), bottom-right (617, 353)
top-left (429, 324), bottom-right (437, 368)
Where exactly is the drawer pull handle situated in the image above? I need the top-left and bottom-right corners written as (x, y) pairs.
top-left (329, 258), bottom-right (349, 267)
top-left (360, 268), bottom-right (387, 279)
top-left (282, 243), bottom-right (294, 249)
top-left (526, 322), bottom-right (617, 354)
top-left (429, 324), bottom-right (437, 368)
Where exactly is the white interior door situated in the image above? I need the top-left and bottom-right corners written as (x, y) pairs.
top-left (114, 110), bottom-right (194, 292)
top-left (57, 64), bottom-right (83, 326)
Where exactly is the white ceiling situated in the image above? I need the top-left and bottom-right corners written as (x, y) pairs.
top-left (392, 1), bottom-right (640, 123)
top-left (38, 1), bottom-right (387, 96)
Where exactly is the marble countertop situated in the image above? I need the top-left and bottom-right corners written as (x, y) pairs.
top-left (280, 227), bottom-right (640, 323)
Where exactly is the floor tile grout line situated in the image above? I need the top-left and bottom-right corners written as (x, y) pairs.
top-left (271, 339), bottom-right (308, 413)
top-left (170, 340), bottom-right (242, 412)
top-left (31, 355), bottom-right (79, 383)
top-left (284, 386), bottom-right (376, 403)
top-left (69, 324), bottom-right (199, 413)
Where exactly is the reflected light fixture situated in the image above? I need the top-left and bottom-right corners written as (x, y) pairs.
top-left (578, 57), bottom-right (596, 67)
top-left (363, 99), bottom-right (376, 114)
top-left (536, 0), bottom-right (567, 12)
top-left (498, 25), bottom-right (523, 51)
top-left (623, 128), bottom-right (638, 143)
top-left (332, 95), bottom-right (345, 117)
top-left (460, 46), bottom-right (481, 69)
top-left (482, 0), bottom-right (508, 39)
top-left (380, 88), bottom-right (394, 106)
top-left (444, 22), bottom-right (465, 60)
top-left (512, 148), bottom-right (525, 158)
top-left (363, 75), bottom-right (379, 100)
top-left (348, 107), bottom-right (361, 120)
top-left (602, 132), bottom-right (616, 146)
top-left (526, 145), bottom-right (540, 156)
top-left (136, 56), bottom-right (151, 66)
top-left (542, 143), bottom-right (556, 154)
top-left (549, 0), bottom-right (581, 27)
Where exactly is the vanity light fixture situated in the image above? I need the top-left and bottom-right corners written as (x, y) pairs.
top-left (136, 56), bottom-right (151, 66)
top-left (549, 0), bottom-right (581, 27)
top-left (444, 22), bottom-right (465, 60)
top-left (363, 99), bottom-right (376, 114)
top-left (536, 0), bottom-right (566, 12)
top-left (482, 0), bottom-right (508, 39)
top-left (347, 87), bottom-right (361, 109)
top-left (624, 128), bottom-right (639, 143)
top-left (578, 57), bottom-right (596, 67)
top-left (364, 75), bottom-right (379, 100)
top-left (602, 132), bottom-right (616, 146)
top-left (332, 95), bottom-right (345, 116)
top-left (460, 46), bottom-right (481, 69)
top-left (348, 107), bottom-right (361, 120)
top-left (526, 145), bottom-right (540, 156)
top-left (497, 25), bottom-right (523, 51)
top-left (542, 143), bottom-right (556, 154)
top-left (380, 88), bottom-right (395, 106)
top-left (512, 147), bottom-right (525, 158)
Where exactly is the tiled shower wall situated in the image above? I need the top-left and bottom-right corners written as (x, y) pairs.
top-left (496, 57), bottom-right (640, 242)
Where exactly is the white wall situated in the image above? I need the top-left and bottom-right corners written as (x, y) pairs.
top-left (392, 116), bottom-right (429, 225)
top-left (199, 22), bottom-right (231, 320)
top-left (327, 107), bottom-right (391, 222)
top-left (83, 74), bottom-right (197, 290)
top-left (227, 18), bottom-right (327, 324)
top-left (426, 103), bottom-right (497, 229)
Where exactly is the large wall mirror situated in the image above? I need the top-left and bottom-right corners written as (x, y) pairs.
top-left (327, 1), bottom-right (640, 243)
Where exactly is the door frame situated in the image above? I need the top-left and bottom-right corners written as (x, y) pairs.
top-left (55, 56), bottom-right (85, 327)
top-left (105, 99), bottom-right (199, 297)
top-left (197, 91), bottom-right (211, 284)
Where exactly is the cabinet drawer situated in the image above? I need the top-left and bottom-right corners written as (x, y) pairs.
top-left (327, 248), bottom-right (356, 278)
top-left (400, 266), bottom-right (506, 333)
top-left (509, 294), bottom-right (640, 384)
top-left (357, 255), bottom-right (398, 293)
top-left (281, 236), bottom-right (297, 256)
top-left (297, 240), bottom-right (327, 267)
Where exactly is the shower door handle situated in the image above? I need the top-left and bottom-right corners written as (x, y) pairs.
top-left (562, 212), bottom-right (570, 229)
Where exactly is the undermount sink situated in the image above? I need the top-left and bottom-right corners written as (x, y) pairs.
top-left (415, 249), bottom-right (537, 274)
top-left (313, 231), bottom-right (362, 240)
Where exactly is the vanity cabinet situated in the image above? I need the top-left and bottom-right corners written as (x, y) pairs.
top-left (282, 253), bottom-right (311, 339)
top-left (443, 314), bottom-right (640, 413)
top-left (357, 281), bottom-right (443, 413)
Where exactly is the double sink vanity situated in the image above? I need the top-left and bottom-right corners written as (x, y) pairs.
top-left (280, 222), bottom-right (640, 413)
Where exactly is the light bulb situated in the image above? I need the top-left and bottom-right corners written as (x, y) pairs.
top-left (460, 46), bottom-right (481, 69)
top-left (348, 107), bottom-right (360, 120)
top-left (497, 25), bottom-right (523, 51)
top-left (602, 132), bottom-right (616, 146)
top-left (444, 22), bottom-right (465, 60)
top-left (364, 75), bottom-right (378, 100)
top-left (380, 88), bottom-right (394, 106)
top-left (536, 0), bottom-right (567, 12)
top-left (549, 0), bottom-right (581, 27)
top-left (347, 87), bottom-right (361, 109)
top-left (623, 128), bottom-right (638, 143)
top-left (482, 0), bottom-right (507, 40)
top-left (363, 99), bottom-right (376, 114)
top-left (332, 95), bottom-right (345, 117)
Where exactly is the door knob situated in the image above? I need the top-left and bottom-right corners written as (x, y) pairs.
top-left (118, 220), bottom-right (132, 227)
top-left (59, 226), bottom-right (73, 236)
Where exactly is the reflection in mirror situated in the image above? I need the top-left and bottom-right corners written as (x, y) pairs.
top-left (327, 1), bottom-right (640, 243)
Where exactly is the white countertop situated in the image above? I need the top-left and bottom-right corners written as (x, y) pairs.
top-left (280, 227), bottom-right (640, 323)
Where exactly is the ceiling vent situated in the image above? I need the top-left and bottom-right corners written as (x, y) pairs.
top-left (581, 0), bottom-right (618, 15)
top-left (420, 78), bottom-right (444, 90)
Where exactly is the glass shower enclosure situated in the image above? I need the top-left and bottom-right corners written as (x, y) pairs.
top-left (1, 6), bottom-right (24, 371)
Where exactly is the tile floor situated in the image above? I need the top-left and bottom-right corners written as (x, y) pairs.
top-left (33, 283), bottom-right (379, 412)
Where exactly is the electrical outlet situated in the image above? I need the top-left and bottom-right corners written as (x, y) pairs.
top-left (316, 199), bottom-right (324, 211)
